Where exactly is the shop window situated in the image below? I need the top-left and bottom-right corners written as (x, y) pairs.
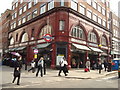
top-left (48, 0), bottom-right (54, 10)
top-left (59, 20), bottom-right (65, 31)
top-left (40, 4), bottom-right (46, 14)
top-left (39, 25), bottom-right (52, 38)
top-left (71, 26), bottom-right (85, 39)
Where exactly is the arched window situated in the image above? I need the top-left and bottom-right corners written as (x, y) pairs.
top-left (101, 36), bottom-right (107, 46)
top-left (71, 26), bottom-right (85, 39)
top-left (39, 25), bottom-right (52, 38)
top-left (10, 37), bottom-right (14, 45)
top-left (88, 32), bottom-right (97, 43)
top-left (21, 33), bottom-right (29, 42)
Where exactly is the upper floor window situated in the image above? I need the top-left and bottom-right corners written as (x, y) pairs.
top-left (32, 9), bottom-right (37, 18)
top-left (98, 17), bottom-right (102, 24)
top-left (59, 20), bottom-right (65, 31)
top-left (40, 4), bottom-right (46, 14)
top-left (71, 0), bottom-right (78, 11)
top-left (98, 4), bottom-right (101, 13)
top-left (19, 8), bottom-right (22, 15)
top-left (93, 14), bottom-right (97, 22)
top-left (22, 16), bottom-right (26, 23)
top-left (23, 5), bottom-right (27, 12)
top-left (87, 10), bottom-right (92, 19)
top-left (80, 4), bottom-right (86, 15)
top-left (71, 26), bottom-right (85, 39)
top-left (12, 5), bottom-right (15, 10)
top-left (28, 1), bottom-right (32, 9)
top-left (103, 20), bottom-right (106, 27)
top-left (33, 0), bottom-right (38, 5)
top-left (27, 13), bottom-right (31, 21)
top-left (48, 0), bottom-right (54, 10)
top-left (86, 0), bottom-right (91, 5)
top-left (92, 0), bottom-right (97, 9)
top-left (20, 0), bottom-right (24, 4)
top-left (60, 0), bottom-right (64, 6)
top-left (88, 32), bottom-right (97, 43)
top-left (102, 8), bottom-right (106, 15)
top-left (101, 0), bottom-right (105, 3)
top-left (18, 19), bottom-right (22, 25)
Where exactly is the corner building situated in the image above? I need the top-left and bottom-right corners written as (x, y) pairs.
top-left (8, 0), bottom-right (111, 69)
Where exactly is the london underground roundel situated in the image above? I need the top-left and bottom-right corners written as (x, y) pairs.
top-left (43, 34), bottom-right (52, 42)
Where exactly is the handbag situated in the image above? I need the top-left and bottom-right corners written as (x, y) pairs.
top-left (14, 70), bottom-right (20, 77)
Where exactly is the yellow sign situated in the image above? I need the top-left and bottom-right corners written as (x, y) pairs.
top-left (34, 54), bottom-right (37, 59)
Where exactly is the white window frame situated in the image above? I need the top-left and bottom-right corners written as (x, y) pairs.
top-left (40, 4), bottom-right (46, 14)
top-left (93, 14), bottom-right (97, 22)
top-left (60, 0), bottom-right (64, 6)
top-left (19, 8), bottom-right (22, 15)
top-left (28, 1), bottom-right (32, 9)
top-left (48, 0), bottom-right (54, 10)
top-left (87, 10), bottom-right (92, 19)
top-left (27, 13), bottom-right (31, 21)
top-left (32, 9), bottom-right (37, 18)
top-left (22, 16), bottom-right (26, 23)
top-left (80, 4), bottom-right (86, 15)
top-left (71, 0), bottom-right (78, 11)
top-left (23, 5), bottom-right (27, 12)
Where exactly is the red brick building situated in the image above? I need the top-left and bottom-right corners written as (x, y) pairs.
top-left (8, 0), bottom-right (111, 69)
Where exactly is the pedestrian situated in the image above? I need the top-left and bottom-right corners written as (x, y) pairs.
top-left (36, 57), bottom-right (44, 77)
top-left (58, 57), bottom-right (68, 76)
top-left (43, 59), bottom-right (46, 75)
top-left (12, 56), bottom-right (22, 85)
top-left (104, 60), bottom-right (108, 71)
top-left (98, 61), bottom-right (102, 74)
top-left (85, 59), bottom-right (90, 72)
top-left (28, 59), bottom-right (35, 73)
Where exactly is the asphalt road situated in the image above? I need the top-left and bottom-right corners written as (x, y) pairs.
top-left (1, 66), bottom-right (119, 88)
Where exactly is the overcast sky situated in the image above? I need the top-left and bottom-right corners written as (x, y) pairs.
top-left (0, 0), bottom-right (119, 16)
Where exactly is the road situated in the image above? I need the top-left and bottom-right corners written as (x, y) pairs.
top-left (1, 66), bottom-right (119, 88)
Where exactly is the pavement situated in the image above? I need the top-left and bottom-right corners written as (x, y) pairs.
top-left (21, 66), bottom-right (118, 79)
top-left (1, 66), bottom-right (119, 88)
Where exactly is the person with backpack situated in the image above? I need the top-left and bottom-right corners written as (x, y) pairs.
top-left (28, 59), bottom-right (35, 73)
top-left (36, 57), bottom-right (44, 77)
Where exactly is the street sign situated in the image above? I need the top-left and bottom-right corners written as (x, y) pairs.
top-left (34, 49), bottom-right (38, 54)
top-left (43, 34), bottom-right (53, 42)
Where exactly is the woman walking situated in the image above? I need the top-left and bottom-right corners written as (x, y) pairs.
top-left (12, 56), bottom-right (22, 85)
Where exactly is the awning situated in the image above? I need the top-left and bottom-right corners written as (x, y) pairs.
top-left (34, 43), bottom-right (51, 49)
top-left (16, 46), bottom-right (26, 51)
top-left (89, 47), bottom-right (103, 53)
top-left (9, 48), bottom-right (16, 51)
top-left (72, 43), bottom-right (91, 51)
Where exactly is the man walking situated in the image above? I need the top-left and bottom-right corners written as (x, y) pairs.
top-left (36, 57), bottom-right (44, 77)
top-left (58, 57), bottom-right (68, 76)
